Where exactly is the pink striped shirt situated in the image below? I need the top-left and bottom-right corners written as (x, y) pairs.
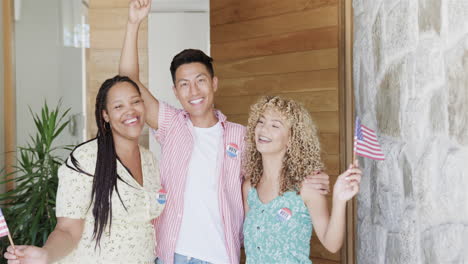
top-left (152, 102), bottom-right (245, 264)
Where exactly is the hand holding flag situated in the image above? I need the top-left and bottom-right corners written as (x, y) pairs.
top-left (0, 208), bottom-right (15, 250)
top-left (333, 159), bottom-right (362, 201)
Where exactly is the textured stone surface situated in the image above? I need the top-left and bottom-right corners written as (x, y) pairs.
top-left (429, 89), bottom-right (448, 135)
top-left (415, 38), bottom-right (444, 94)
top-left (446, 0), bottom-right (468, 38)
top-left (376, 61), bottom-right (403, 137)
top-left (445, 37), bottom-right (468, 145)
top-left (372, 8), bottom-right (385, 76)
top-left (356, 62), bottom-right (375, 117)
top-left (384, 1), bottom-right (418, 59)
top-left (356, 215), bottom-right (388, 264)
top-left (422, 224), bottom-right (467, 263)
top-left (354, 0), bottom-right (468, 262)
top-left (419, 0), bottom-right (442, 34)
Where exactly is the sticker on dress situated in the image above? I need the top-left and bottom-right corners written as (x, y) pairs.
top-left (226, 143), bottom-right (239, 158)
top-left (157, 189), bottom-right (167, 204)
top-left (276, 208), bottom-right (292, 222)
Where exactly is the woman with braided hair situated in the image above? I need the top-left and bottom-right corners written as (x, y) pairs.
top-left (242, 96), bottom-right (363, 263)
top-left (4, 75), bottom-right (165, 264)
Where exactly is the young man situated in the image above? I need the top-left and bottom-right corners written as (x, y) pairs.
top-left (119, 1), bottom-right (330, 263)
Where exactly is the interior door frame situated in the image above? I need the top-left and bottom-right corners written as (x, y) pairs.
top-left (2, 0), bottom-right (16, 192)
top-left (339, 0), bottom-right (356, 263)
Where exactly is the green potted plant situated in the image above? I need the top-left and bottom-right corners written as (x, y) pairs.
top-left (0, 102), bottom-right (73, 262)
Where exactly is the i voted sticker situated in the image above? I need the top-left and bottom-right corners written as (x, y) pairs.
top-left (277, 208), bottom-right (292, 222)
top-left (157, 189), bottom-right (167, 205)
top-left (226, 143), bottom-right (239, 158)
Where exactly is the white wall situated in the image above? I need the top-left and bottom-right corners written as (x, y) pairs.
top-left (148, 10), bottom-right (210, 158)
top-left (15, 0), bottom-right (84, 155)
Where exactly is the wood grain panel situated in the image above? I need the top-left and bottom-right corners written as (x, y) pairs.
top-left (211, 0), bottom-right (338, 26)
top-left (310, 257), bottom-right (339, 264)
top-left (311, 112), bottom-right (340, 134)
top-left (216, 91), bottom-right (338, 116)
top-left (89, 9), bottom-right (148, 30)
top-left (311, 233), bottom-right (341, 260)
top-left (224, 111), bottom-right (339, 134)
top-left (216, 69), bottom-right (337, 97)
top-left (320, 133), bottom-right (339, 155)
top-left (323, 154), bottom-right (339, 175)
top-left (86, 95), bottom-right (98, 137)
top-left (212, 27), bottom-right (338, 61)
top-left (215, 49), bottom-right (338, 79)
top-left (88, 49), bottom-right (148, 82)
top-left (211, 7), bottom-right (338, 44)
top-left (210, 0), bottom-right (235, 11)
top-left (90, 29), bottom-right (147, 49)
top-left (89, 0), bottom-right (129, 8)
top-left (3, 0), bottom-right (16, 191)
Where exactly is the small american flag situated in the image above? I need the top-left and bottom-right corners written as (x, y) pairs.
top-left (0, 208), bottom-right (10, 238)
top-left (354, 117), bottom-right (385, 160)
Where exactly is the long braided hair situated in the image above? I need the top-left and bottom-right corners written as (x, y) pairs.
top-left (68, 75), bottom-right (141, 247)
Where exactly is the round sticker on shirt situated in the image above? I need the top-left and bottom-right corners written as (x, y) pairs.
top-left (226, 143), bottom-right (239, 158)
top-left (157, 189), bottom-right (167, 205)
top-left (277, 208), bottom-right (292, 222)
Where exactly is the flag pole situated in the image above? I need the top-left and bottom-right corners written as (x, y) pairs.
top-left (7, 233), bottom-right (15, 250)
top-left (352, 150), bottom-right (357, 168)
top-left (353, 125), bottom-right (357, 168)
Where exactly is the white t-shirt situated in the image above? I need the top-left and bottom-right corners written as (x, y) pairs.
top-left (175, 122), bottom-right (229, 264)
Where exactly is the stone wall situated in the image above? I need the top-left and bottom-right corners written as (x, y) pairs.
top-left (353, 0), bottom-right (468, 263)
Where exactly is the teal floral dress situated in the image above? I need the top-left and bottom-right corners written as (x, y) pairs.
top-left (243, 188), bottom-right (313, 264)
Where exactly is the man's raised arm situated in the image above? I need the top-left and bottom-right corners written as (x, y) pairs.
top-left (119, 0), bottom-right (159, 129)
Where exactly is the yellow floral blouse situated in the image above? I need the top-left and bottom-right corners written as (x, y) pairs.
top-left (55, 139), bottom-right (165, 264)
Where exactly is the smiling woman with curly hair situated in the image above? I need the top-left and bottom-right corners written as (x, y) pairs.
top-left (243, 95), bottom-right (324, 194)
top-left (242, 95), bottom-right (363, 264)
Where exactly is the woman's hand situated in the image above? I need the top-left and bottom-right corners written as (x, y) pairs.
top-left (128, 0), bottom-right (151, 25)
top-left (301, 171), bottom-right (330, 196)
top-left (4, 245), bottom-right (48, 264)
top-left (333, 159), bottom-right (362, 202)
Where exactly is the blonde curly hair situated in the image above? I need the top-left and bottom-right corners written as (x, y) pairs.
top-left (243, 95), bottom-right (324, 194)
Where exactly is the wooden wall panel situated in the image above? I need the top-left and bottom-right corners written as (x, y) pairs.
top-left (211, 0), bottom-right (338, 26)
top-left (217, 69), bottom-right (338, 97)
top-left (215, 91), bottom-right (338, 115)
top-left (2, 0), bottom-right (16, 191)
top-left (226, 111), bottom-right (339, 134)
top-left (211, 0), bottom-right (342, 263)
top-left (211, 27), bottom-right (338, 61)
top-left (215, 49), bottom-right (338, 78)
top-left (89, 0), bottom-right (129, 8)
top-left (89, 9), bottom-right (148, 49)
top-left (89, 9), bottom-right (148, 30)
top-left (87, 0), bottom-right (148, 138)
top-left (211, 6), bottom-right (337, 43)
